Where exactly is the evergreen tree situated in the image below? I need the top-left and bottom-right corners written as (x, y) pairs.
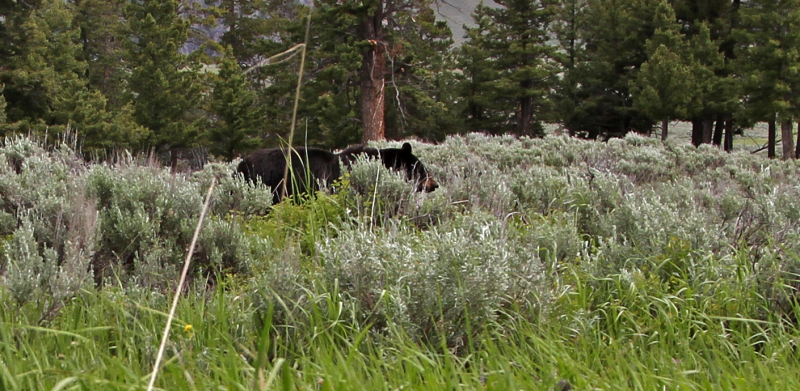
top-left (329, 0), bottom-right (390, 143)
top-left (383, 6), bottom-right (460, 141)
top-left (684, 23), bottom-right (736, 147)
top-left (632, 47), bottom-right (693, 141)
top-left (645, 0), bottom-right (684, 50)
top-left (0, 0), bottom-right (144, 153)
top-left (735, 0), bottom-right (800, 159)
top-left (216, 0), bottom-right (299, 65)
top-left (312, 0), bottom-right (452, 143)
top-left (255, 5), bottom-right (362, 148)
top-left (457, 0), bottom-right (558, 137)
top-left (457, 3), bottom-right (505, 133)
top-left (252, 1), bottom-right (455, 147)
top-left (551, 0), bottom-right (589, 131)
top-left (563, 0), bottom-right (660, 139)
top-left (207, 46), bottom-right (262, 160)
top-left (71, 94), bottom-right (148, 156)
top-left (124, 0), bottom-right (204, 166)
top-left (0, 0), bottom-right (86, 132)
top-left (631, 0), bottom-right (692, 141)
top-left (73, 0), bottom-right (128, 107)
top-left (72, 0), bottom-right (147, 155)
top-left (670, 0), bottom-right (740, 150)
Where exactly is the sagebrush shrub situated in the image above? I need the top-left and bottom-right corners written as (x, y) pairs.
top-left (346, 156), bottom-right (412, 215)
top-left (302, 213), bottom-right (546, 347)
top-left (0, 137), bottom-right (273, 305)
top-left (7, 130), bottom-right (800, 340)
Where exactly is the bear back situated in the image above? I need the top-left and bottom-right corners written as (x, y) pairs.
top-left (237, 147), bottom-right (341, 204)
top-left (237, 142), bottom-right (438, 205)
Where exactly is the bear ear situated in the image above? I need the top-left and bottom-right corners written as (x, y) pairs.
top-left (402, 142), bottom-right (412, 154)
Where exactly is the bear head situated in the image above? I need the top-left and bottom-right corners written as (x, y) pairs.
top-left (379, 142), bottom-right (439, 192)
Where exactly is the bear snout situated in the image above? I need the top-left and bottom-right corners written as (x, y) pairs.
top-left (423, 177), bottom-right (439, 192)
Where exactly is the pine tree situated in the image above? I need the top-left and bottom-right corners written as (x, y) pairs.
top-left (255, 5), bottom-right (362, 148)
top-left (73, 0), bottom-right (128, 107)
top-left (252, 1), bottom-right (455, 147)
top-left (632, 47), bottom-right (693, 141)
top-left (0, 0), bottom-right (144, 153)
top-left (563, 0), bottom-right (660, 139)
top-left (457, 3), bottom-right (504, 133)
top-left (735, 0), bottom-right (800, 159)
top-left (68, 91), bottom-right (148, 156)
top-left (631, 0), bottom-right (692, 141)
top-left (458, 0), bottom-right (558, 137)
top-left (207, 46), bottom-right (262, 160)
top-left (124, 0), bottom-right (204, 166)
top-left (684, 23), bottom-right (736, 147)
top-left (0, 0), bottom-right (86, 133)
top-left (551, 0), bottom-right (589, 132)
top-left (216, 0), bottom-right (299, 65)
top-left (645, 0), bottom-right (684, 50)
top-left (313, 0), bottom-right (451, 143)
top-left (669, 0), bottom-right (740, 150)
top-left (383, 6), bottom-right (460, 141)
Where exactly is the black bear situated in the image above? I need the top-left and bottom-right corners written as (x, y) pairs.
top-left (237, 142), bottom-right (438, 204)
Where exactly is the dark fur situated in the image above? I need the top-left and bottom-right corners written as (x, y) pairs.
top-left (237, 142), bottom-right (438, 204)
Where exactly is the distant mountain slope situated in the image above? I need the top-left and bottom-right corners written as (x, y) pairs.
top-left (182, 0), bottom-right (498, 54)
top-left (433, 0), bottom-right (499, 45)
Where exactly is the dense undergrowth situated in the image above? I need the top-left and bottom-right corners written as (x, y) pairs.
top-left (2, 134), bottom-right (800, 390)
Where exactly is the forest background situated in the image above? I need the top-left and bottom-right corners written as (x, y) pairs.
top-left (2, 0), bottom-right (800, 163)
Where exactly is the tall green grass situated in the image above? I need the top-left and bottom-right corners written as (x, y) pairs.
top-left (3, 262), bottom-right (799, 390)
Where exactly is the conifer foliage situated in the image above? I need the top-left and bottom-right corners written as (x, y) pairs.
top-left (208, 46), bottom-right (262, 160)
top-left (631, 0), bottom-right (693, 141)
top-left (312, 0), bottom-right (455, 143)
top-left (124, 0), bottom-right (203, 167)
top-left (735, 0), bottom-right (800, 159)
top-left (458, 0), bottom-right (558, 137)
top-left (3, 0), bottom-right (800, 159)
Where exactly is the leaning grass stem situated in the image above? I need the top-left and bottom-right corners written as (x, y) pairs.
top-left (281, 9), bottom-right (313, 201)
top-left (146, 179), bottom-right (216, 391)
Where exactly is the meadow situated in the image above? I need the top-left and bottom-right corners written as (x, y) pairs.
top-left (1, 132), bottom-right (800, 390)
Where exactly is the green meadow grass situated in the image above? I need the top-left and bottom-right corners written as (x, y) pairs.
top-left (3, 263), bottom-right (800, 390)
top-left (732, 137), bottom-right (768, 148)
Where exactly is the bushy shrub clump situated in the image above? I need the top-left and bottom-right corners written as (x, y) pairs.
top-left (245, 134), bottom-right (800, 349)
top-left (0, 137), bottom-right (273, 319)
top-left (3, 133), bottom-right (800, 348)
top-left (380, 135), bottom-right (800, 323)
top-left (415, 134), bottom-right (800, 260)
top-left (253, 211), bottom-right (549, 349)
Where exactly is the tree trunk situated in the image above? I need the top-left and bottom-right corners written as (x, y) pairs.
top-left (768, 119), bottom-right (776, 158)
top-left (661, 118), bottom-right (668, 141)
top-left (702, 116), bottom-right (713, 144)
top-left (795, 121), bottom-right (800, 159)
top-left (222, 0), bottom-right (240, 57)
top-left (781, 119), bottom-right (794, 160)
top-left (712, 114), bottom-right (725, 146)
top-left (724, 118), bottom-right (735, 152)
top-left (691, 119), bottom-right (703, 146)
top-left (170, 148), bottom-right (179, 173)
top-left (518, 97), bottom-right (533, 136)
top-left (360, 8), bottom-right (386, 143)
